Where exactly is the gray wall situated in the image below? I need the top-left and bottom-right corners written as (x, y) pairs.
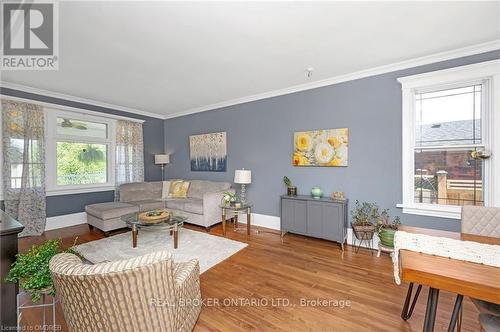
top-left (164, 50), bottom-right (500, 232)
top-left (0, 88), bottom-right (165, 217)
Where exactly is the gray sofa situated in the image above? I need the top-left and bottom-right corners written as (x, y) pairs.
top-left (86, 180), bottom-right (233, 235)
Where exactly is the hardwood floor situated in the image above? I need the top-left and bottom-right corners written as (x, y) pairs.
top-left (18, 222), bottom-right (481, 331)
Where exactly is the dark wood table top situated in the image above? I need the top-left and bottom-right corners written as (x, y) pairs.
top-left (0, 210), bottom-right (24, 236)
top-left (398, 225), bottom-right (500, 304)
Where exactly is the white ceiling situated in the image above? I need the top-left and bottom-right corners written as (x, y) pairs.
top-left (2, 1), bottom-right (500, 119)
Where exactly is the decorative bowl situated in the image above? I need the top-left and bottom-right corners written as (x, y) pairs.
top-left (139, 210), bottom-right (170, 224)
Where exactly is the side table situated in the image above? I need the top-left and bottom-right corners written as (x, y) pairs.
top-left (220, 204), bottom-right (253, 236)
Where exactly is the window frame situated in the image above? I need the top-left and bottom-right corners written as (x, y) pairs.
top-left (397, 59), bottom-right (500, 219)
top-left (45, 109), bottom-right (117, 196)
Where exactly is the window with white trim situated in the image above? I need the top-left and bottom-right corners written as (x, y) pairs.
top-left (398, 60), bottom-right (500, 219)
top-left (46, 110), bottom-right (116, 195)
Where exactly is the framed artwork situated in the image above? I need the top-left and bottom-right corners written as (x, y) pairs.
top-left (189, 132), bottom-right (227, 171)
top-left (293, 128), bottom-right (348, 167)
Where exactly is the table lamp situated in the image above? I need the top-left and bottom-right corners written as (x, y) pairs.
top-left (234, 169), bottom-right (251, 204)
top-left (155, 154), bottom-right (170, 180)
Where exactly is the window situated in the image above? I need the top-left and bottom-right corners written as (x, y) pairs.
top-left (46, 110), bottom-right (116, 195)
top-left (398, 60), bottom-right (500, 219)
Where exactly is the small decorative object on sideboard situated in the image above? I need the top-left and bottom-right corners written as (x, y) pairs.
top-left (283, 176), bottom-right (297, 196)
top-left (310, 187), bottom-right (323, 199)
top-left (350, 200), bottom-right (377, 252)
top-left (376, 209), bottom-right (401, 248)
top-left (331, 191), bottom-right (345, 200)
top-left (221, 191), bottom-right (240, 207)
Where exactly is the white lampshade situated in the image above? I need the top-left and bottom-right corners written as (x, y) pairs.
top-left (155, 154), bottom-right (170, 165)
top-left (234, 169), bottom-right (251, 184)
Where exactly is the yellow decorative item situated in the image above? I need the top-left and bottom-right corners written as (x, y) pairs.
top-left (293, 128), bottom-right (349, 167)
top-left (168, 180), bottom-right (190, 198)
top-left (295, 133), bottom-right (312, 151)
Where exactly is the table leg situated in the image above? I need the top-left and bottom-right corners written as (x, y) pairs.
top-left (447, 295), bottom-right (463, 332)
top-left (234, 214), bottom-right (238, 229)
top-left (132, 225), bottom-right (138, 248)
top-left (247, 208), bottom-right (251, 235)
top-left (401, 283), bottom-right (422, 321)
top-left (222, 208), bottom-right (226, 236)
top-left (173, 230), bottom-right (178, 249)
top-left (423, 287), bottom-right (439, 332)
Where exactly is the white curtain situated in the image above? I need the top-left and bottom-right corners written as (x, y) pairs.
top-left (2, 100), bottom-right (46, 237)
top-left (115, 120), bottom-right (144, 200)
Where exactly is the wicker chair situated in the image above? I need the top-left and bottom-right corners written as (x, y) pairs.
top-left (461, 206), bottom-right (500, 331)
top-left (49, 251), bottom-right (201, 332)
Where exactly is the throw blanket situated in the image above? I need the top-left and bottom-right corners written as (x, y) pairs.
top-left (392, 230), bottom-right (500, 285)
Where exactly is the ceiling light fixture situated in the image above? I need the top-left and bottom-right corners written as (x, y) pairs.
top-left (306, 67), bottom-right (314, 78)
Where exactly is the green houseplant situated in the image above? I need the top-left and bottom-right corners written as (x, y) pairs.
top-left (376, 209), bottom-right (401, 248)
top-left (221, 191), bottom-right (240, 206)
top-left (5, 239), bottom-right (79, 302)
top-left (283, 176), bottom-right (297, 196)
top-left (350, 200), bottom-right (378, 241)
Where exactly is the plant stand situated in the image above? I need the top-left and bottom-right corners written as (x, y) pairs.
top-left (351, 224), bottom-right (374, 254)
top-left (377, 243), bottom-right (394, 257)
top-left (17, 291), bottom-right (59, 331)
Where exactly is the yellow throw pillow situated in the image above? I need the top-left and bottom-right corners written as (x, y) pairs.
top-left (168, 180), bottom-right (190, 198)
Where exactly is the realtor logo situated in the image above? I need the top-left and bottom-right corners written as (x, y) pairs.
top-left (1, 1), bottom-right (59, 70)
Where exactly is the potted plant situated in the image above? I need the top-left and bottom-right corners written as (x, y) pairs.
top-left (376, 209), bottom-right (401, 248)
top-left (5, 238), bottom-right (79, 302)
top-left (350, 200), bottom-right (378, 241)
top-left (221, 191), bottom-right (240, 206)
top-left (283, 176), bottom-right (297, 196)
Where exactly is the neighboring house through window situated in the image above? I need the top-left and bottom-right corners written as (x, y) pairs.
top-left (398, 60), bottom-right (500, 219)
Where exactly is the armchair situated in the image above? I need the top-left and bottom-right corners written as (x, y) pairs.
top-left (49, 251), bottom-right (201, 332)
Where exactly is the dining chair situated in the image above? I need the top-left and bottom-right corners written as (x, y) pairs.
top-left (461, 206), bottom-right (500, 237)
top-left (461, 206), bottom-right (500, 328)
top-left (479, 314), bottom-right (500, 332)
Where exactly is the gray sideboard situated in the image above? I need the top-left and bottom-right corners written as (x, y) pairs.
top-left (280, 195), bottom-right (348, 250)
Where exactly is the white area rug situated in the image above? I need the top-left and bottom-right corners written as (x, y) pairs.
top-left (75, 228), bottom-right (247, 273)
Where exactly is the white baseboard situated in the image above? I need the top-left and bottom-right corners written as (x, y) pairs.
top-left (236, 213), bottom-right (280, 231)
top-left (240, 213), bottom-right (379, 251)
top-left (44, 211), bottom-right (378, 252)
top-left (45, 212), bottom-right (87, 231)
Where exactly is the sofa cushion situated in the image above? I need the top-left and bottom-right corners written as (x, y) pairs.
top-left (187, 180), bottom-right (231, 199)
top-left (119, 181), bottom-right (163, 202)
top-left (168, 180), bottom-right (191, 198)
top-left (165, 199), bottom-right (186, 211)
top-left (183, 198), bottom-right (203, 215)
top-left (85, 202), bottom-right (138, 220)
top-left (130, 200), bottom-right (164, 212)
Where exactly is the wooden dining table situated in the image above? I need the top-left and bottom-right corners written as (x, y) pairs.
top-left (398, 225), bottom-right (500, 332)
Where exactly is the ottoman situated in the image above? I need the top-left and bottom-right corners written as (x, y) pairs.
top-left (85, 202), bottom-right (139, 236)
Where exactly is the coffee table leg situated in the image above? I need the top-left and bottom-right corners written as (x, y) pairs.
top-left (132, 225), bottom-right (138, 248)
top-left (234, 214), bottom-right (238, 229)
top-left (173, 224), bottom-right (178, 249)
top-left (222, 208), bottom-right (226, 236)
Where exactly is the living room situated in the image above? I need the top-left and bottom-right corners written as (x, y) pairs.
top-left (1, 1), bottom-right (499, 332)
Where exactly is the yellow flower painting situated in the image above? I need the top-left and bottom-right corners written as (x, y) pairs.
top-left (293, 128), bottom-right (348, 167)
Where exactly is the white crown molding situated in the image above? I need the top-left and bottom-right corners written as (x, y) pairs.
top-left (1, 40), bottom-right (499, 121)
top-left (165, 39), bottom-right (500, 119)
top-left (0, 81), bottom-right (166, 120)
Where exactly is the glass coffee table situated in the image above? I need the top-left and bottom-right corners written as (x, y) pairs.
top-left (121, 210), bottom-right (187, 249)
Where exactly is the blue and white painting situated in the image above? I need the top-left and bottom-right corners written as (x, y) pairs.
top-left (190, 132), bottom-right (227, 172)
